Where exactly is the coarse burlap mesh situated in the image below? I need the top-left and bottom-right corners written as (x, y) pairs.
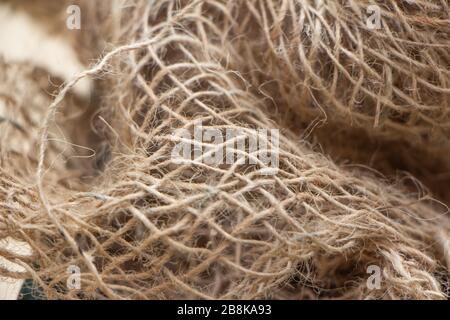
top-left (0, 0), bottom-right (449, 300)
top-left (218, 0), bottom-right (450, 204)
top-left (230, 0), bottom-right (450, 143)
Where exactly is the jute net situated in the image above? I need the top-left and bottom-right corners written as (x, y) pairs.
top-left (229, 0), bottom-right (450, 145)
top-left (0, 0), bottom-right (449, 299)
top-left (219, 0), bottom-right (450, 204)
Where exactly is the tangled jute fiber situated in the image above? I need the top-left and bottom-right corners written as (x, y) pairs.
top-left (217, 0), bottom-right (450, 204)
top-left (228, 0), bottom-right (450, 148)
top-left (310, 123), bottom-right (450, 204)
top-left (0, 59), bottom-right (72, 182)
top-left (0, 0), bottom-right (449, 300)
top-left (70, 0), bottom-right (450, 205)
top-left (0, 58), bottom-right (99, 185)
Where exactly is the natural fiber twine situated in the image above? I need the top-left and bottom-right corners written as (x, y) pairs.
top-left (220, 0), bottom-right (450, 204)
top-left (0, 57), bottom-right (98, 184)
top-left (0, 60), bottom-right (74, 183)
top-left (0, 0), bottom-right (449, 299)
top-left (230, 0), bottom-right (450, 147)
top-left (310, 123), bottom-right (450, 205)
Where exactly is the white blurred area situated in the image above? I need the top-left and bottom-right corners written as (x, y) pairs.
top-left (0, 3), bottom-right (91, 98)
